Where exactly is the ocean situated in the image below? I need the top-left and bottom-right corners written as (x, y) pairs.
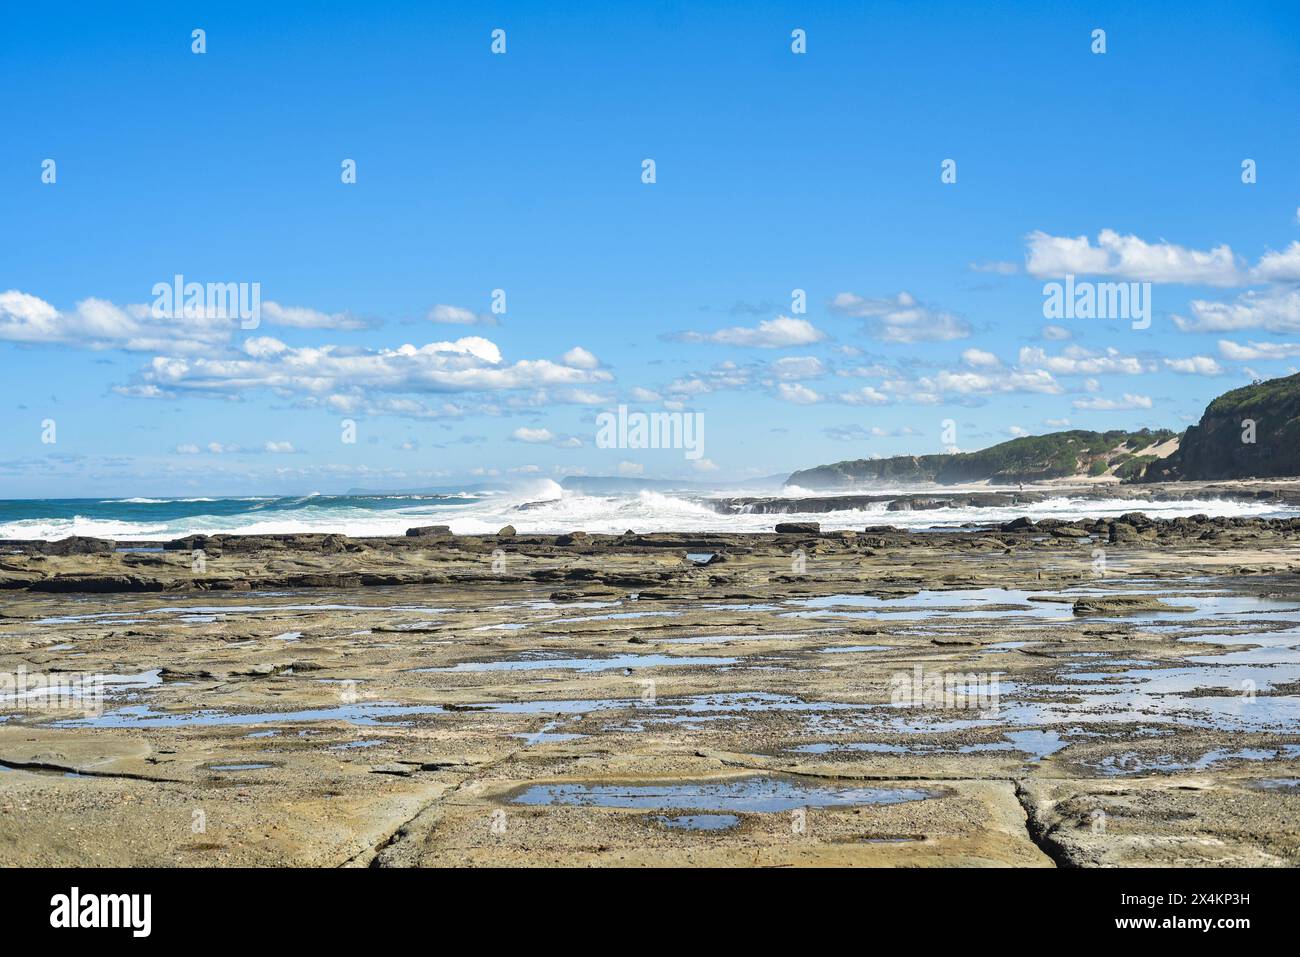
top-left (1, 481), bottom-right (1295, 541)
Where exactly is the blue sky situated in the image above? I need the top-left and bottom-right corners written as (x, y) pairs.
top-left (3, 0), bottom-right (1300, 497)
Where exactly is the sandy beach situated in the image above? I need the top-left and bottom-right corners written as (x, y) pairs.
top-left (2, 506), bottom-right (1298, 868)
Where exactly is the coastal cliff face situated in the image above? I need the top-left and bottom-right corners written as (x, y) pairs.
top-left (1145, 372), bottom-right (1300, 481)
top-left (786, 429), bottom-right (1176, 489)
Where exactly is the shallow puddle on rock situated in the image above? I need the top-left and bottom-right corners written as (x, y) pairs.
top-left (661, 632), bottom-right (812, 645)
top-left (552, 610), bottom-right (682, 623)
top-left (783, 588), bottom-right (1072, 621)
top-left (34, 599), bottom-right (448, 627)
top-left (983, 640), bottom-right (1034, 653)
top-left (157, 603), bottom-right (375, 618)
top-left (499, 600), bottom-right (621, 611)
top-left (974, 729), bottom-right (1071, 758)
top-left (818, 645), bottom-right (890, 654)
top-left (436, 680), bottom-right (1297, 739)
top-left (972, 616), bottom-right (1300, 734)
top-left (0, 669), bottom-right (162, 709)
top-left (55, 701), bottom-right (448, 728)
top-left (34, 612), bottom-right (144, 626)
top-left (418, 652), bottom-right (737, 673)
top-left (0, 763), bottom-right (84, 779)
top-left (512, 722), bottom-right (587, 745)
top-left (790, 741), bottom-right (912, 755)
top-left (789, 728), bottom-right (1070, 760)
top-left (783, 586), bottom-right (1300, 627)
top-left (654, 813), bottom-right (738, 831)
top-left (1087, 744), bottom-right (1300, 775)
top-left (510, 775), bottom-right (938, 812)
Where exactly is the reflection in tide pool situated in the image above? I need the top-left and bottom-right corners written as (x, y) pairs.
top-left (511, 775), bottom-right (938, 812)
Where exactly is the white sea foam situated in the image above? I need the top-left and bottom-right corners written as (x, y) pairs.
top-left (0, 517), bottom-right (174, 540)
top-left (1, 490), bottom-right (1295, 541)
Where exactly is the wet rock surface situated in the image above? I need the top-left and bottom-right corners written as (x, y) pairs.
top-left (1, 522), bottom-right (1298, 867)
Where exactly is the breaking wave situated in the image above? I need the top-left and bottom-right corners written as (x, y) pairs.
top-left (1, 487), bottom-right (1296, 541)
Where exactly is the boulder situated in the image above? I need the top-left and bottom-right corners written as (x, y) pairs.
top-left (41, 537), bottom-right (115, 556)
top-left (774, 522), bottom-right (820, 534)
top-left (1050, 526), bottom-right (1090, 538)
top-left (405, 525), bottom-right (451, 537)
top-left (1109, 523), bottom-right (1156, 544)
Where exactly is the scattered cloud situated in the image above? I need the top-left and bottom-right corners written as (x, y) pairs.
top-left (969, 261), bottom-right (1018, 275)
top-left (1217, 339), bottom-right (1300, 361)
top-left (1072, 393), bottom-right (1153, 411)
top-left (775, 382), bottom-right (820, 404)
top-left (510, 426), bottom-right (582, 448)
top-left (1174, 287), bottom-right (1300, 333)
top-left (960, 348), bottom-right (1001, 369)
top-left (920, 369), bottom-right (1062, 396)
top-left (832, 385), bottom-right (891, 406)
top-left (260, 301), bottom-right (370, 330)
top-left (112, 384), bottom-right (172, 398)
top-left (823, 424), bottom-right (919, 441)
top-left (1162, 356), bottom-right (1224, 376)
top-left (1026, 231), bottom-right (1300, 286)
top-left (828, 291), bottom-right (971, 343)
top-left (0, 290), bottom-right (228, 353)
top-left (1025, 229), bottom-right (1241, 285)
top-left (427, 303), bottom-right (498, 326)
top-left (0, 290), bottom-right (372, 354)
top-left (1251, 242), bottom-right (1300, 282)
top-left (1018, 345), bottom-right (1148, 375)
top-left (664, 361), bottom-right (752, 399)
top-left (120, 335), bottom-right (613, 419)
top-left (767, 356), bottom-right (826, 380)
top-left (676, 315), bottom-right (825, 348)
top-left (561, 346), bottom-right (601, 369)
top-left (824, 425), bottom-right (872, 441)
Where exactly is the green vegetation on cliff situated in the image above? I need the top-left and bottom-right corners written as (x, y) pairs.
top-left (787, 428), bottom-right (1176, 488)
top-left (1145, 372), bottom-right (1300, 481)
